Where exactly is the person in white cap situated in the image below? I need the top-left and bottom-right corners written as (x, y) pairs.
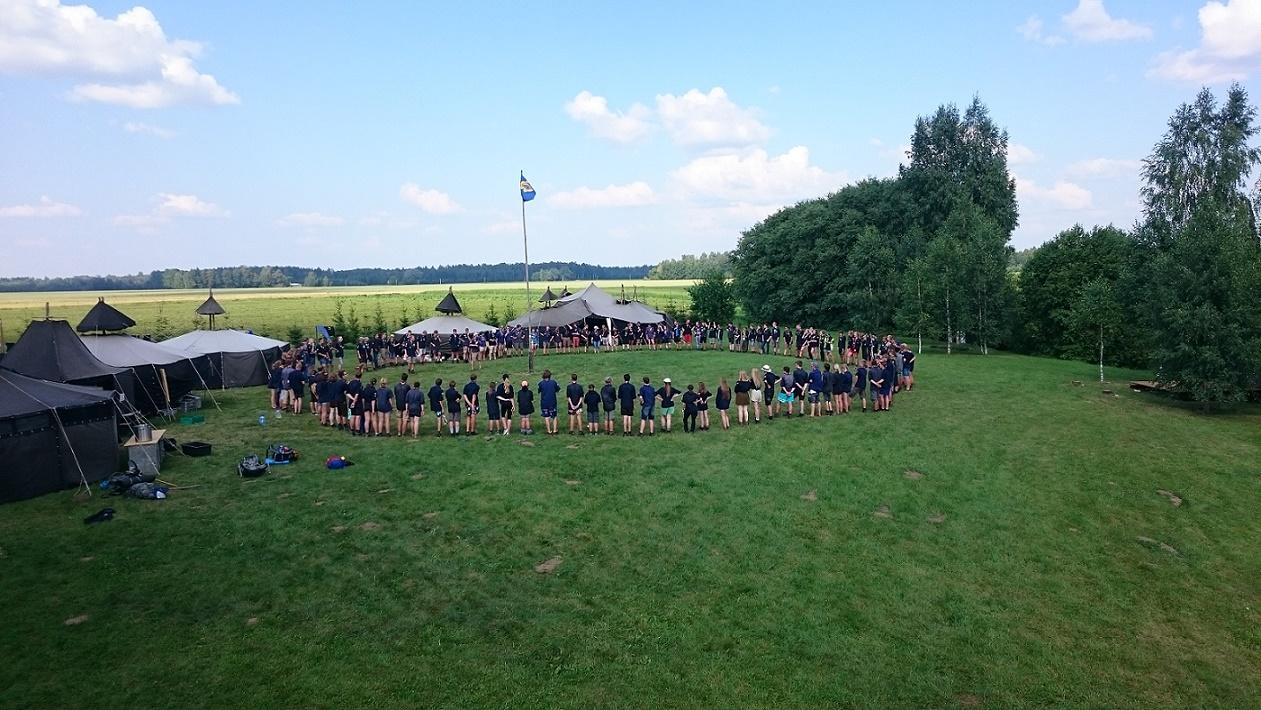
top-left (657, 377), bottom-right (677, 433)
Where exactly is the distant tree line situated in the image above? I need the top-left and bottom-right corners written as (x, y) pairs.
top-left (648, 252), bottom-right (732, 279)
top-left (0, 262), bottom-right (651, 292)
top-left (732, 87), bottom-right (1261, 410)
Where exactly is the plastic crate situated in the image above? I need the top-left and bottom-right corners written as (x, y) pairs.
top-left (182, 441), bottom-right (212, 457)
top-left (179, 414), bottom-right (205, 425)
top-left (179, 394), bottom-right (202, 411)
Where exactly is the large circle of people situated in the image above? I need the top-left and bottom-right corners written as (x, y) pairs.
top-left (266, 322), bottom-right (917, 437)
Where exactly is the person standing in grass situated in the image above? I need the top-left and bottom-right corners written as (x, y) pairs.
top-left (485, 373), bottom-right (500, 434)
top-left (405, 380), bottom-right (424, 438)
top-left (374, 376), bottom-right (393, 437)
top-left (347, 371), bottom-right (364, 435)
top-left (792, 361), bottom-right (809, 417)
top-left (496, 374), bottom-right (514, 436)
top-left (901, 345), bottom-right (916, 391)
top-left (289, 362), bottom-right (306, 416)
top-left (776, 366), bottom-right (794, 418)
top-left (566, 374), bottom-right (584, 435)
top-left (583, 383), bottom-right (601, 434)
top-left (328, 371), bottom-right (347, 430)
top-left (516, 380), bottom-right (534, 435)
top-left (600, 377), bottom-right (617, 435)
top-left (618, 374), bottom-right (636, 436)
top-left (394, 374), bottom-right (411, 436)
top-left (760, 365), bottom-right (776, 421)
top-left (681, 384), bottom-right (699, 433)
top-left (716, 377), bottom-right (731, 430)
top-left (657, 378), bottom-right (677, 433)
top-left (808, 363), bottom-right (824, 417)
top-left (462, 374), bottom-right (480, 436)
top-left (854, 359), bottom-right (869, 413)
top-left (537, 370), bottom-right (560, 436)
top-left (638, 376), bottom-right (656, 436)
top-left (867, 360), bottom-right (884, 413)
top-left (820, 362), bottom-right (834, 415)
top-left (696, 381), bottom-right (711, 431)
top-left (734, 371), bottom-right (751, 425)
top-left (444, 380), bottom-right (461, 434)
top-left (428, 378), bottom-right (445, 436)
top-left (882, 354), bottom-right (896, 411)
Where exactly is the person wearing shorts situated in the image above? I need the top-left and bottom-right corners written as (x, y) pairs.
top-left (428, 378), bottom-right (446, 436)
top-left (583, 384), bottom-right (601, 433)
top-left (485, 377), bottom-right (500, 434)
top-left (462, 374), bottom-right (480, 435)
top-left (638, 376), bottom-right (656, 435)
top-left (516, 380), bottom-right (534, 435)
top-left (566, 374), bottom-right (584, 435)
top-left (496, 374), bottom-right (514, 436)
top-left (619, 374), bottom-right (636, 435)
top-left (537, 370), bottom-right (561, 435)
top-left (405, 384), bottom-right (424, 438)
top-left (600, 377), bottom-right (617, 435)
top-left (657, 378), bottom-right (677, 433)
top-left (734, 371), bottom-right (752, 425)
top-left (444, 381), bottom-right (462, 433)
top-left (776, 366), bottom-right (795, 417)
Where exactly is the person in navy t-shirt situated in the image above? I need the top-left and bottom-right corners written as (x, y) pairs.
top-left (618, 374), bottom-right (637, 435)
top-left (566, 373), bottom-right (584, 434)
top-left (537, 369), bottom-right (561, 435)
top-left (638, 376), bottom-right (657, 436)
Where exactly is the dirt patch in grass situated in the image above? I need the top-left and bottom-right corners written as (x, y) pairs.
top-left (519, 440), bottom-right (535, 448)
top-left (800, 489), bottom-right (817, 502)
top-left (534, 557), bottom-right (563, 574)
top-left (245, 617), bottom-right (259, 626)
top-left (1137, 536), bottom-right (1180, 556)
top-left (927, 512), bottom-right (946, 524)
top-left (1156, 489), bottom-right (1184, 508)
top-left (79, 555), bottom-right (94, 562)
top-left (422, 512), bottom-right (439, 520)
top-left (873, 504), bottom-right (892, 519)
top-left (955, 693), bottom-right (983, 708)
top-left (904, 469), bottom-right (924, 480)
top-left (313, 500), bottom-right (325, 506)
top-left (566, 444), bottom-right (580, 450)
top-left (564, 480), bottom-right (582, 486)
top-left (63, 614), bottom-right (90, 626)
top-left (331, 525), bottom-right (348, 533)
top-left (359, 521), bottom-right (382, 532)
top-left (277, 492), bottom-right (292, 500)
top-left (377, 488), bottom-right (393, 494)
top-left (411, 473), bottom-right (426, 480)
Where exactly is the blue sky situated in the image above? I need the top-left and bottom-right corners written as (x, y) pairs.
top-left (2, 0), bottom-right (1259, 278)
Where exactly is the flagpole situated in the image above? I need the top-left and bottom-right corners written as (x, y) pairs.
top-left (521, 176), bottom-right (535, 374)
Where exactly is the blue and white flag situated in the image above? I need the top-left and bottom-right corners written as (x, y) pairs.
top-left (519, 172), bottom-right (536, 202)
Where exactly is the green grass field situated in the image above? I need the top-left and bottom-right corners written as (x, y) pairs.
top-left (0, 280), bottom-right (697, 341)
top-left (2, 347), bottom-right (1259, 708)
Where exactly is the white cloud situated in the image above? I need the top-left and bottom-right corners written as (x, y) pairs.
top-left (1150, 0), bottom-right (1261, 82)
top-left (671, 146), bottom-right (846, 203)
top-left (113, 192), bottom-right (225, 230)
top-left (399, 183), bottom-right (461, 214)
top-left (0, 1), bottom-right (238, 108)
top-left (1063, 0), bottom-right (1153, 42)
top-left (1017, 16), bottom-right (1066, 46)
top-left (123, 121), bottom-right (174, 138)
top-left (656, 87), bottom-right (771, 147)
top-left (157, 193), bottom-right (226, 217)
top-left (551, 181), bottom-right (657, 209)
top-left (1016, 176), bottom-right (1094, 210)
top-left (1065, 157), bottom-right (1143, 178)
top-left (481, 218), bottom-right (519, 235)
top-left (0, 196), bottom-right (81, 217)
top-left (564, 91), bottom-right (652, 143)
top-left (277, 212), bottom-right (346, 227)
top-left (1008, 142), bottom-right (1039, 165)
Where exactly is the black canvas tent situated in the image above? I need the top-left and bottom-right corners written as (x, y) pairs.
top-left (0, 370), bottom-right (118, 504)
top-left (162, 329), bottom-right (287, 388)
top-left (508, 283), bottom-right (666, 328)
top-left (435, 288), bottom-right (462, 315)
top-left (0, 319), bottom-right (138, 406)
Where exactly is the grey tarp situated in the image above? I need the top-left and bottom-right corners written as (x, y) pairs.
top-left (0, 319), bottom-right (138, 405)
top-left (81, 334), bottom-right (215, 412)
top-left (162, 329), bottom-right (287, 388)
top-left (395, 315), bottom-right (496, 335)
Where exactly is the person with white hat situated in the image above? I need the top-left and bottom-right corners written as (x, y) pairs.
top-left (657, 377), bottom-right (677, 433)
